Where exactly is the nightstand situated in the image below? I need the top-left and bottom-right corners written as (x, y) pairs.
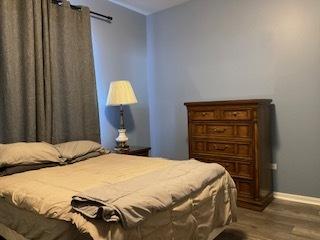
top-left (114, 146), bottom-right (151, 157)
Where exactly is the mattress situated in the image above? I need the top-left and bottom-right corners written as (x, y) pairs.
top-left (0, 154), bottom-right (237, 240)
top-left (0, 199), bottom-right (89, 240)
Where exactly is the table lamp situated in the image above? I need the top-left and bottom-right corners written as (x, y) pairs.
top-left (106, 80), bottom-right (138, 150)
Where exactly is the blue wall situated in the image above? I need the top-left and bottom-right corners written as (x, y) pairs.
top-left (70, 0), bottom-right (320, 198)
top-left (71, 0), bottom-right (150, 149)
top-left (147, 0), bottom-right (320, 197)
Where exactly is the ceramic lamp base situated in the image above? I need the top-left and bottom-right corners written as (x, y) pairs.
top-left (115, 128), bottom-right (129, 150)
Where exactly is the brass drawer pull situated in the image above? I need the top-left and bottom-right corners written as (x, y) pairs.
top-left (213, 128), bottom-right (226, 133)
top-left (201, 112), bottom-right (208, 116)
top-left (232, 112), bottom-right (239, 117)
top-left (214, 145), bottom-right (229, 151)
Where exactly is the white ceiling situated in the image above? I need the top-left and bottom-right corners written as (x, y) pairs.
top-left (109, 0), bottom-right (192, 15)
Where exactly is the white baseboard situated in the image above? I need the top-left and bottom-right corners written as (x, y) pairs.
top-left (274, 192), bottom-right (320, 206)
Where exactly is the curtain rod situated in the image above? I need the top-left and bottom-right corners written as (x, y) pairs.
top-left (90, 11), bottom-right (113, 23)
top-left (54, 0), bottom-right (113, 23)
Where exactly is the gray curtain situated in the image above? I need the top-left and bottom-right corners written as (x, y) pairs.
top-left (0, 0), bottom-right (100, 144)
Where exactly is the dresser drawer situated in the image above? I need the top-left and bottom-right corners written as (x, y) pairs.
top-left (194, 156), bottom-right (254, 179)
top-left (207, 142), bottom-right (235, 155)
top-left (215, 161), bottom-right (237, 176)
top-left (195, 157), bottom-right (237, 176)
top-left (237, 162), bottom-right (255, 179)
top-left (221, 109), bottom-right (252, 120)
top-left (235, 179), bottom-right (255, 198)
top-left (191, 140), bottom-right (253, 158)
top-left (190, 110), bottom-right (218, 121)
top-left (191, 123), bottom-right (252, 139)
top-left (218, 161), bottom-right (254, 179)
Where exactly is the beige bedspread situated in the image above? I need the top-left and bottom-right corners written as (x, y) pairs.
top-left (0, 154), bottom-right (237, 240)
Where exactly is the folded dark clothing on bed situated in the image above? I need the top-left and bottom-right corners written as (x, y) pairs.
top-left (0, 163), bottom-right (59, 176)
top-left (71, 160), bottom-right (234, 229)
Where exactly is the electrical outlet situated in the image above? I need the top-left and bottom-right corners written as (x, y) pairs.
top-left (271, 163), bottom-right (277, 170)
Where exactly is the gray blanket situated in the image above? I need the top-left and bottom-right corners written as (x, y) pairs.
top-left (71, 160), bottom-right (228, 229)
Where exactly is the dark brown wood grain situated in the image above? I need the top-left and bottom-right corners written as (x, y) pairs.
top-left (114, 146), bottom-right (151, 157)
top-left (185, 99), bottom-right (274, 211)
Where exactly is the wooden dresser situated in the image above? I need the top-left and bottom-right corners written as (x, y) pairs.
top-left (185, 99), bottom-right (273, 211)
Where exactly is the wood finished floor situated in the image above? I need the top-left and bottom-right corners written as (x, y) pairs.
top-left (216, 199), bottom-right (320, 240)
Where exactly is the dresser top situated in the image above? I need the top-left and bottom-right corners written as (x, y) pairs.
top-left (184, 99), bottom-right (272, 107)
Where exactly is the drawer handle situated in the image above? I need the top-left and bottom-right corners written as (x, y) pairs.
top-left (213, 128), bottom-right (226, 133)
top-left (214, 145), bottom-right (229, 151)
top-left (232, 112), bottom-right (239, 117)
top-left (202, 112), bottom-right (208, 116)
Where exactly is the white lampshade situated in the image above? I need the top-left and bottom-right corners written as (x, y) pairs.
top-left (106, 80), bottom-right (138, 106)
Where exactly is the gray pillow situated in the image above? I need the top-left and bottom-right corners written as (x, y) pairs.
top-left (67, 151), bottom-right (102, 164)
top-left (0, 142), bottom-right (62, 168)
top-left (54, 140), bottom-right (108, 162)
top-left (0, 163), bottom-right (59, 177)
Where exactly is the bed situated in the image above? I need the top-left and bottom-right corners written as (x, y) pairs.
top-left (0, 144), bottom-right (237, 240)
